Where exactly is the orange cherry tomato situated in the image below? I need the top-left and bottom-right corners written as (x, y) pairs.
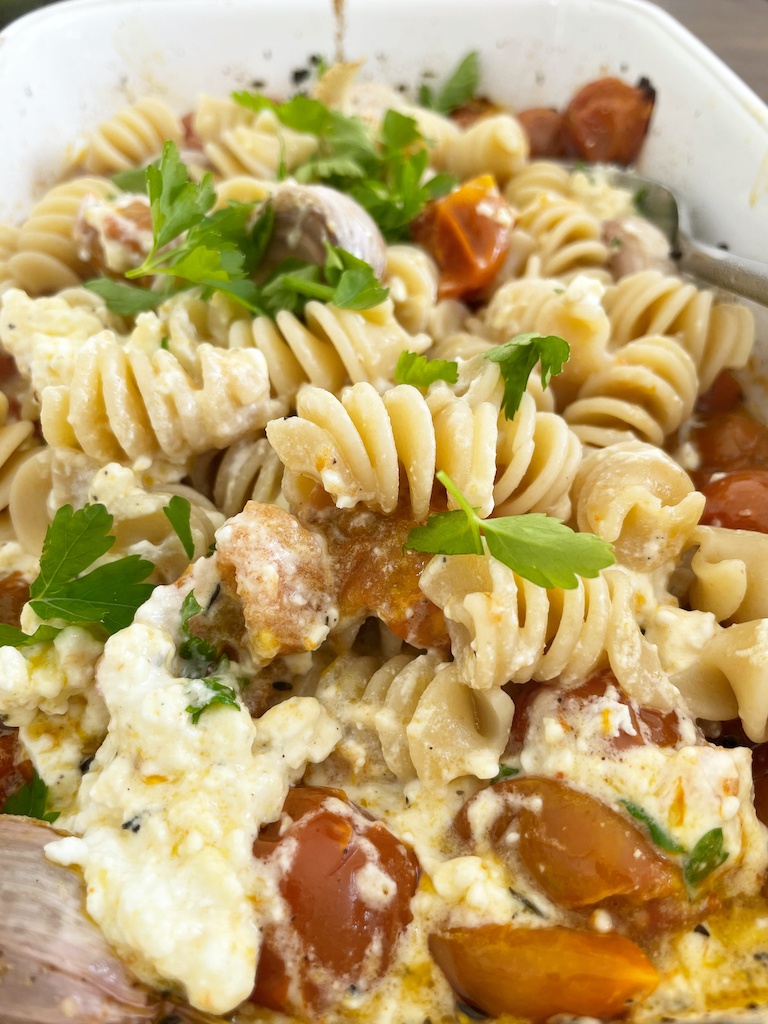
top-left (411, 175), bottom-right (513, 299)
top-left (251, 786), bottom-right (420, 1016)
top-left (563, 76), bottom-right (655, 165)
top-left (457, 776), bottom-right (683, 909)
top-left (429, 924), bottom-right (659, 1022)
top-left (696, 370), bottom-right (744, 416)
top-left (700, 470), bottom-right (768, 534)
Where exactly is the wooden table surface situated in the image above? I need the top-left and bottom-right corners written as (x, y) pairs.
top-left (651, 0), bottom-right (768, 102)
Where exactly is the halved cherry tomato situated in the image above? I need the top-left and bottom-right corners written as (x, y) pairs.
top-left (251, 786), bottom-right (420, 1016)
top-left (429, 924), bottom-right (658, 1022)
top-left (563, 76), bottom-right (655, 165)
top-left (411, 175), bottom-right (513, 299)
top-left (691, 412), bottom-right (768, 484)
top-left (700, 470), bottom-right (768, 533)
top-left (457, 776), bottom-right (682, 909)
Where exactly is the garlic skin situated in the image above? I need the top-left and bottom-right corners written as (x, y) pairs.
top-left (0, 816), bottom-right (159, 1023)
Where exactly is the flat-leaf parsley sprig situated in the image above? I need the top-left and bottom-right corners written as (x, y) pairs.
top-left (418, 52), bottom-right (481, 115)
top-left (406, 472), bottom-right (615, 589)
top-left (485, 333), bottom-right (570, 420)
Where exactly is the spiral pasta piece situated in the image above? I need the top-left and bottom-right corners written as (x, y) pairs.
top-left (230, 300), bottom-right (430, 406)
top-left (419, 552), bottom-right (616, 690)
top-left (0, 393), bottom-right (40, 531)
top-left (267, 380), bottom-right (498, 521)
top-left (688, 526), bottom-right (768, 624)
top-left (9, 447), bottom-right (222, 581)
top-left (505, 159), bottom-right (572, 207)
top-left (603, 270), bottom-right (755, 390)
top-left (571, 441), bottom-right (705, 571)
top-left (384, 244), bottom-right (439, 334)
top-left (200, 107), bottom-right (318, 180)
top-left (563, 334), bottom-right (698, 448)
top-left (40, 332), bottom-right (280, 465)
top-left (76, 98), bottom-right (182, 175)
top-left (0, 223), bottom-right (19, 294)
top-left (516, 191), bottom-right (610, 280)
top-left (482, 274), bottom-right (612, 403)
top-left (493, 391), bottom-right (582, 519)
top-left (363, 652), bottom-right (514, 786)
top-left (190, 435), bottom-right (285, 519)
top-left (8, 177), bottom-right (115, 295)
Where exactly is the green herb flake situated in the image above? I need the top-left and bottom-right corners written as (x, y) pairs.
top-left (27, 504), bottom-right (155, 636)
top-left (185, 678), bottom-right (240, 725)
top-left (491, 764), bottom-right (520, 784)
top-left (485, 333), bottom-right (570, 420)
top-left (684, 828), bottom-right (728, 887)
top-left (419, 52), bottom-right (480, 115)
top-left (163, 495), bottom-right (195, 560)
top-left (178, 589), bottom-right (220, 678)
top-left (619, 799), bottom-right (686, 854)
top-left (405, 472), bottom-right (615, 590)
top-left (394, 351), bottom-right (459, 388)
top-left (1, 768), bottom-right (59, 823)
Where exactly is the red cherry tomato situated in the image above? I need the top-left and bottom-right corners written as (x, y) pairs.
top-left (691, 412), bottom-right (768, 483)
top-left (429, 924), bottom-right (658, 1022)
top-left (752, 744), bottom-right (768, 826)
top-left (563, 77), bottom-right (655, 165)
top-left (517, 107), bottom-right (568, 158)
top-left (0, 571), bottom-right (30, 629)
top-left (696, 371), bottom-right (744, 416)
top-left (700, 470), bottom-right (768, 533)
top-left (251, 786), bottom-right (420, 1016)
top-left (0, 730), bottom-right (33, 809)
top-left (411, 175), bottom-right (513, 299)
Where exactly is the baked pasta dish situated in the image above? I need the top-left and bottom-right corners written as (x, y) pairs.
top-left (1, 54), bottom-right (767, 1024)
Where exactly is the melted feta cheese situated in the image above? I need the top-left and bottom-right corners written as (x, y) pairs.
top-left (46, 561), bottom-right (341, 1015)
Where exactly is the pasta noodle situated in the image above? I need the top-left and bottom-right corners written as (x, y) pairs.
top-left (0, 57), bottom-right (767, 1024)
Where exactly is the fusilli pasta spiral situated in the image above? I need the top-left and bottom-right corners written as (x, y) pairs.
top-left (75, 98), bottom-right (182, 175)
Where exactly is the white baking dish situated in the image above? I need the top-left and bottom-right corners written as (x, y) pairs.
top-left (0, 0), bottom-right (767, 265)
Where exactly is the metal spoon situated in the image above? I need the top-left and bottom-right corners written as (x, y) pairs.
top-left (598, 166), bottom-right (768, 306)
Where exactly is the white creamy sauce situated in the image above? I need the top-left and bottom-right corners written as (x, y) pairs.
top-left (45, 558), bottom-right (341, 1015)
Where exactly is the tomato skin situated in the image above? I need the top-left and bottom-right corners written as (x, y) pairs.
top-left (251, 786), bottom-right (420, 1016)
top-left (700, 470), bottom-right (768, 534)
top-left (691, 412), bottom-right (768, 485)
top-left (429, 924), bottom-right (658, 1022)
top-left (457, 776), bottom-right (682, 909)
top-left (0, 730), bottom-right (33, 808)
top-left (563, 77), bottom-right (655, 165)
top-left (752, 744), bottom-right (768, 826)
top-left (696, 370), bottom-right (743, 416)
top-left (411, 175), bottom-right (513, 299)
top-left (0, 571), bottom-right (30, 629)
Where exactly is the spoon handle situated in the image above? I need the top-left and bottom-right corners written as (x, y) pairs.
top-left (679, 233), bottom-right (768, 307)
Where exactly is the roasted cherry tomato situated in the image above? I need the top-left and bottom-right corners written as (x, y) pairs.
top-left (0, 729), bottom-right (33, 808)
top-left (311, 503), bottom-right (450, 651)
top-left (696, 370), bottom-right (744, 416)
top-left (457, 776), bottom-right (682, 909)
top-left (700, 470), bottom-right (768, 534)
top-left (251, 786), bottom-right (420, 1016)
top-left (690, 412), bottom-right (768, 484)
top-left (450, 97), bottom-right (502, 129)
top-left (517, 107), bottom-right (568, 158)
top-left (505, 669), bottom-right (684, 757)
top-left (429, 924), bottom-right (659, 1022)
top-left (0, 571), bottom-right (30, 628)
top-left (563, 76), bottom-right (655, 165)
top-left (411, 175), bottom-right (513, 299)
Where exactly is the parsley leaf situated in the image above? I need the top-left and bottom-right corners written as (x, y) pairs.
top-left (185, 677), bottom-right (240, 724)
top-left (163, 496), bottom-right (195, 560)
top-left (84, 278), bottom-right (167, 316)
top-left (1, 768), bottom-right (59, 823)
top-left (178, 590), bottom-right (220, 678)
top-left (28, 504), bottom-right (155, 635)
top-left (684, 828), bottom-right (728, 887)
top-left (620, 800), bottom-right (687, 854)
top-left (395, 351), bottom-right (458, 388)
top-left (419, 52), bottom-right (480, 115)
top-left (0, 624), bottom-right (62, 648)
top-left (111, 164), bottom-right (154, 194)
top-left (491, 764), bottom-right (520, 784)
top-left (405, 472), bottom-right (615, 589)
top-left (485, 333), bottom-right (571, 420)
